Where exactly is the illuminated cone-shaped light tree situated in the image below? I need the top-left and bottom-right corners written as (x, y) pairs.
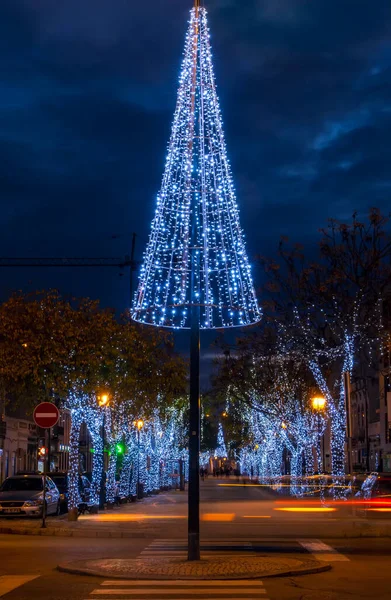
top-left (132, 0), bottom-right (260, 560)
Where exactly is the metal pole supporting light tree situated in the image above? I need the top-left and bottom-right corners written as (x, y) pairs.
top-left (132, 0), bottom-right (261, 560)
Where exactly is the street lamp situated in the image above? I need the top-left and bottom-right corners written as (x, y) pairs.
top-left (312, 396), bottom-right (326, 475)
top-left (99, 394), bottom-right (109, 408)
top-left (97, 393), bottom-right (110, 510)
top-left (312, 396), bottom-right (326, 411)
top-left (134, 419), bottom-right (144, 499)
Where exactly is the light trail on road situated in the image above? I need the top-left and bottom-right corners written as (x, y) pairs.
top-left (274, 507), bottom-right (337, 513)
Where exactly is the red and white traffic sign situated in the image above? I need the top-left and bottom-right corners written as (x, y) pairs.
top-left (33, 402), bottom-right (60, 429)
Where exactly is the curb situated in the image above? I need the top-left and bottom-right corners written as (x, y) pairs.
top-left (2, 526), bottom-right (391, 539)
top-left (0, 526), bottom-right (156, 539)
top-left (57, 559), bottom-right (332, 580)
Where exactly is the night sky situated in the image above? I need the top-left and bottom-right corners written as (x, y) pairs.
top-left (1, 0), bottom-right (391, 371)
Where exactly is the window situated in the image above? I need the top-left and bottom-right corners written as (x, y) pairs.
top-left (1, 477), bottom-right (43, 492)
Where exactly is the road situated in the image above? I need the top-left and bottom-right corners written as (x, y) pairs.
top-left (75, 477), bottom-right (384, 539)
top-left (0, 478), bottom-right (390, 599)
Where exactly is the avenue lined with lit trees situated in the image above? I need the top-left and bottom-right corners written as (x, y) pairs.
top-left (0, 290), bottom-right (188, 513)
top-left (0, 0), bottom-right (391, 598)
top-left (0, 1), bottom-right (390, 526)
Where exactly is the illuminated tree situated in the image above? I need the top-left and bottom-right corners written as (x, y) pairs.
top-left (260, 209), bottom-right (391, 490)
top-left (132, 5), bottom-right (260, 329)
top-left (217, 330), bottom-right (323, 492)
top-left (131, 2), bottom-right (260, 559)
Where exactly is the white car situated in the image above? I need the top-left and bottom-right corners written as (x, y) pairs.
top-left (0, 474), bottom-right (60, 517)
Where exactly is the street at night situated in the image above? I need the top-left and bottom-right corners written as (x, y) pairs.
top-left (1, 0), bottom-right (391, 598)
top-left (1, 479), bottom-right (391, 599)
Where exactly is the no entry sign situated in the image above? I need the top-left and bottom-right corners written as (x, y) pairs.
top-left (33, 402), bottom-right (60, 429)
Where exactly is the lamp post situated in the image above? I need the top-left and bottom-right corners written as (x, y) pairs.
top-left (134, 419), bottom-right (144, 500)
top-left (130, 0), bottom-right (261, 561)
top-left (98, 394), bottom-right (109, 510)
top-left (311, 396), bottom-right (326, 474)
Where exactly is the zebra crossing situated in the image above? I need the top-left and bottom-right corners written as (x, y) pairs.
top-left (298, 539), bottom-right (350, 562)
top-left (88, 579), bottom-right (269, 599)
top-left (138, 538), bottom-right (259, 559)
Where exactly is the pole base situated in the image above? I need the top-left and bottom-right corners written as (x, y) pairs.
top-left (188, 532), bottom-right (200, 561)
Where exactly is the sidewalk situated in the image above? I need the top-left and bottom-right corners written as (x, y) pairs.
top-left (1, 483), bottom-right (391, 539)
top-left (0, 492), bottom-right (182, 538)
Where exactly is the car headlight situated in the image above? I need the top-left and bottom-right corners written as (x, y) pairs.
top-left (23, 500), bottom-right (44, 507)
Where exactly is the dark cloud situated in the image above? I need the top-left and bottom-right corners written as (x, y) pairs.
top-left (0, 0), bottom-right (390, 313)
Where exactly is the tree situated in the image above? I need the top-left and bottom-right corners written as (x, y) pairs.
top-left (259, 208), bottom-right (391, 488)
top-left (112, 318), bottom-right (187, 418)
top-left (214, 324), bottom-right (322, 483)
top-left (0, 290), bottom-right (118, 409)
top-left (0, 290), bottom-right (187, 413)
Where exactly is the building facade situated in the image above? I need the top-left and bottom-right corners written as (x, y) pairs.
top-left (0, 405), bottom-right (72, 483)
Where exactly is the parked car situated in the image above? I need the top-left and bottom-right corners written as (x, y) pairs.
top-left (0, 474), bottom-right (60, 517)
top-left (48, 472), bottom-right (91, 512)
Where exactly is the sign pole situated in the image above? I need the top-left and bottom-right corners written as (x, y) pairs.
top-left (41, 429), bottom-right (47, 529)
top-left (33, 402), bottom-right (59, 529)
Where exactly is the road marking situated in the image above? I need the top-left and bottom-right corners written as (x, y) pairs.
top-left (102, 580), bottom-right (264, 586)
top-left (298, 539), bottom-right (350, 562)
top-left (139, 539), bottom-right (260, 559)
top-left (91, 588), bottom-right (267, 595)
top-left (90, 579), bottom-right (269, 598)
top-left (0, 575), bottom-right (39, 597)
top-left (151, 538), bottom-right (260, 548)
top-left (149, 540), bottom-right (255, 545)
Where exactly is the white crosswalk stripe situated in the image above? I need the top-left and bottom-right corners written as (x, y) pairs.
top-left (139, 539), bottom-right (258, 559)
top-left (298, 539), bottom-right (350, 562)
top-left (89, 579), bottom-right (269, 599)
top-left (0, 575), bottom-right (39, 598)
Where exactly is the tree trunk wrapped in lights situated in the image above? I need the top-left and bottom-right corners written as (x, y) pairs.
top-left (215, 423), bottom-right (227, 458)
top-left (106, 450), bottom-right (117, 504)
top-left (86, 410), bottom-right (104, 507)
top-left (118, 450), bottom-right (133, 498)
top-left (66, 399), bottom-right (106, 508)
top-left (68, 411), bottom-right (82, 510)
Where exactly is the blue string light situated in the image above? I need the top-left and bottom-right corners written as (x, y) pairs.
top-left (132, 6), bottom-right (260, 329)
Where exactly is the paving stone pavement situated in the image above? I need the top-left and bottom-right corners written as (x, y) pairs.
top-left (58, 555), bottom-right (331, 580)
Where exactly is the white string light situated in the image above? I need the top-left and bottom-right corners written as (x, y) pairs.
top-left (132, 7), bottom-right (260, 329)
